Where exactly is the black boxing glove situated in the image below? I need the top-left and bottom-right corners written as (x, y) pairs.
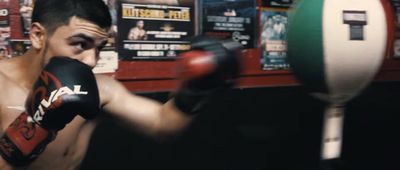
top-left (0, 57), bottom-right (100, 166)
top-left (174, 36), bottom-right (242, 115)
top-left (27, 57), bottom-right (100, 129)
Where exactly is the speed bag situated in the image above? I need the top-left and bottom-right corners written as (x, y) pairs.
top-left (286, 0), bottom-right (395, 160)
top-left (287, 0), bottom-right (394, 104)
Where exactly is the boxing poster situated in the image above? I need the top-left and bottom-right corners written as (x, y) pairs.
top-left (117, 1), bottom-right (195, 60)
top-left (19, 0), bottom-right (34, 36)
top-left (9, 39), bottom-right (31, 57)
top-left (0, 40), bottom-right (9, 60)
top-left (103, 0), bottom-right (117, 51)
top-left (0, 5), bottom-right (10, 59)
top-left (260, 9), bottom-right (290, 70)
top-left (200, 0), bottom-right (257, 49)
top-left (391, 0), bottom-right (400, 59)
top-left (0, 6), bottom-right (10, 39)
top-left (261, 0), bottom-right (295, 9)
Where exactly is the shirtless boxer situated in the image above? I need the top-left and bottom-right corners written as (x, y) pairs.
top-left (0, 0), bottom-right (241, 169)
top-left (127, 20), bottom-right (147, 40)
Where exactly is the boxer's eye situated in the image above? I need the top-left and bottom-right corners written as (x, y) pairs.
top-left (72, 41), bottom-right (88, 50)
top-left (68, 34), bottom-right (96, 51)
top-left (71, 40), bottom-right (97, 51)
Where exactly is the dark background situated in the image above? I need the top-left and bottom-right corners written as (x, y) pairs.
top-left (80, 81), bottom-right (400, 170)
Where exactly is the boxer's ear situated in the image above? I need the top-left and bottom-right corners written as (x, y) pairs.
top-left (30, 22), bottom-right (46, 50)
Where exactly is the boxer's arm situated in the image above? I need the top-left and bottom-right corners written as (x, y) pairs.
top-left (97, 75), bottom-right (192, 137)
top-left (98, 37), bottom-right (241, 138)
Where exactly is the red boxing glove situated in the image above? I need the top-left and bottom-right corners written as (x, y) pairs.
top-left (0, 57), bottom-right (100, 166)
top-left (178, 50), bottom-right (217, 81)
top-left (174, 36), bottom-right (242, 114)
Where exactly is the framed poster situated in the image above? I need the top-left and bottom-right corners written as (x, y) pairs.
top-left (260, 9), bottom-right (290, 70)
top-left (117, 1), bottom-right (195, 60)
top-left (200, 0), bottom-right (257, 48)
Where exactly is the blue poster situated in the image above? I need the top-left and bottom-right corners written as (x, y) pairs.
top-left (260, 10), bottom-right (290, 70)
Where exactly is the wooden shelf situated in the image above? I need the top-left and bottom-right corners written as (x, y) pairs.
top-left (114, 49), bottom-right (400, 92)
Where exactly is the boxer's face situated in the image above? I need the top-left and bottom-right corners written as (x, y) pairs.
top-left (137, 20), bottom-right (144, 28)
top-left (43, 16), bottom-right (109, 68)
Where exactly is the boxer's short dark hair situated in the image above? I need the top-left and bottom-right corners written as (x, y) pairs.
top-left (32, 0), bottom-right (111, 35)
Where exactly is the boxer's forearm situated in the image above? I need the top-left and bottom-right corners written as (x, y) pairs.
top-left (154, 100), bottom-right (194, 136)
top-left (99, 75), bottom-right (193, 138)
top-left (102, 92), bottom-right (193, 138)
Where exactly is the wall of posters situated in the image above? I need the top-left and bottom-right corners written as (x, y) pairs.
top-left (117, 2), bottom-right (195, 60)
top-left (200, 0), bottom-right (257, 49)
top-left (260, 9), bottom-right (290, 70)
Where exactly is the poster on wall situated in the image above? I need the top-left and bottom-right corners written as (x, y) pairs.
top-left (200, 0), bottom-right (257, 49)
top-left (93, 50), bottom-right (119, 74)
top-left (0, 41), bottom-right (9, 60)
top-left (0, 6), bottom-right (10, 59)
top-left (0, 6), bottom-right (10, 39)
top-left (117, 1), bottom-right (195, 60)
top-left (261, 0), bottom-right (295, 9)
top-left (103, 0), bottom-right (118, 51)
top-left (19, 0), bottom-right (34, 36)
top-left (391, 0), bottom-right (400, 59)
top-left (9, 39), bottom-right (31, 57)
top-left (260, 9), bottom-right (290, 70)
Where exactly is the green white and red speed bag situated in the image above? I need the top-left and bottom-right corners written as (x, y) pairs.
top-left (287, 0), bottom-right (394, 104)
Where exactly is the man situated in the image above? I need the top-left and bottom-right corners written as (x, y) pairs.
top-left (0, 0), bottom-right (241, 169)
top-left (127, 20), bottom-right (147, 40)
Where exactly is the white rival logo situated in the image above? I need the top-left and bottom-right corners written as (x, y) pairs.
top-left (33, 85), bottom-right (88, 123)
